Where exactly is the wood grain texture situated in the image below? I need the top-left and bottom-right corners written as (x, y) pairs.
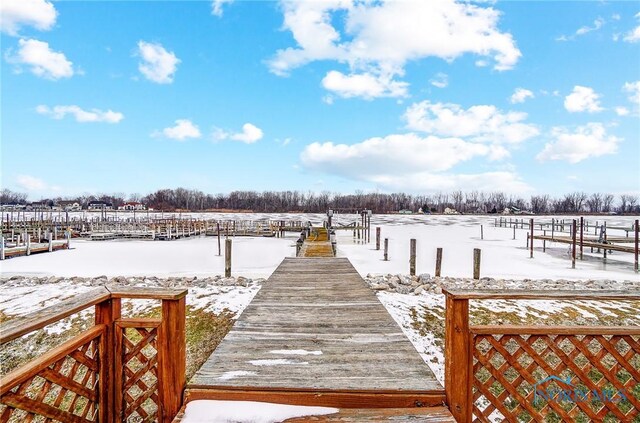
top-left (106, 286), bottom-right (187, 301)
top-left (443, 288), bottom-right (640, 300)
top-left (0, 288), bottom-right (110, 344)
top-left (188, 257), bottom-right (443, 408)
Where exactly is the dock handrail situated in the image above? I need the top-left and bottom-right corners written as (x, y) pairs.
top-left (444, 288), bottom-right (640, 422)
top-left (0, 286), bottom-right (187, 422)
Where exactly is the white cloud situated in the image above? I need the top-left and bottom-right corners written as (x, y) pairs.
top-left (615, 107), bottom-right (629, 116)
top-left (268, 0), bottom-right (520, 98)
top-left (404, 100), bottom-right (539, 144)
top-left (510, 87), bottom-right (534, 104)
top-left (623, 81), bottom-right (640, 105)
top-left (7, 38), bottom-right (74, 80)
top-left (430, 72), bottom-right (449, 89)
top-left (537, 123), bottom-right (620, 163)
top-left (576, 17), bottom-right (605, 35)
top-left (16, 174), bottom-right (46, 191)
top-left (213, 123), bottom-right (264, 144)
top-left (300, 133), bottom-right (529, 192)
top-left (137, 41), bottom-right (180, 84)
top-left (0, 0), bottom-right (57, 36)
top-left (212, 0), bottom-right (233, 17)
top-left (156, 119), bottom-right (201, 141)
top-left (36, 105), bottom-right (124, 123)
top-left (564, 86), bottom-right (603, 113)
top-left (321, 70), bottom-right (408, 99)
top-left (623, 13), bottom-right (640, 43)
top-left (301, 133), bottom-right (490, 176)
top-left (557, 17), bottom-right (605, 41)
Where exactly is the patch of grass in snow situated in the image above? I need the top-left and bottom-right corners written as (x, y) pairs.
top-left (1, 304), bottom-right (236, 381)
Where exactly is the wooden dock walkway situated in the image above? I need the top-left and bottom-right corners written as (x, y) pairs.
top-left (299, 227), bottom-right (335, 258)
top-left (186, 257), bottom-right (447, 415)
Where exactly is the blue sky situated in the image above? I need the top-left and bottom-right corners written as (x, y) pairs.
top-left (1, 0), bottom-right (639, 200)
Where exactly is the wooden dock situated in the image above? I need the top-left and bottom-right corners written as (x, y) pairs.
top-left (186, 257), bottom-right (448, 416)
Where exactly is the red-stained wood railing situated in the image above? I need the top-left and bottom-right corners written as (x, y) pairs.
top-left (444, 289), bottom-right (640, 423)
top-left (0, 285), bottom-right (187, 423)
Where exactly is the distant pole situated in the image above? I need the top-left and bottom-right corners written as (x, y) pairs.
top-left (26, 233), bottom-right (31, 256)
top-left (48, 232), bottom-right (53, 252)
top-left (375, 227), bottom-right (381, 250)
top-left (543, 230), bottom-right (546, 252)
top-left (572, 219), bottom-right (577, 269)
top-left (66, 230), bottom-right (71, 249)
top-left (529, 218), bottom-right (534, 259)
top-left (513, 225), bottom-right (516, 240)
top-left (579, 216), bottom-right (584, 260)
top-left (384, 238), bottom-right (389, 261)
top-left (551, 218), bottom-right (555, 240)
top-left (217, 222), bottom-right (221, 256)
top-left (634, 219), bottom-right (638, 272)
top-left (225, 238), bottom-right (232, 277)
top-left (604, 221), bottom-right (608, 260)
top-left (473, 248), bottom-right (481, 280)
top-left (0, 235), bottom-right (4, 260)
top-left (435, 247), bottom-right (443, 277)
top-left (409, 239), bottom-right (416, 276)
top-left (480, 224), bottom-right (484, 240)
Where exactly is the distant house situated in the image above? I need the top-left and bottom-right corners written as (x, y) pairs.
top-left (58, 201), bottom-right (82, 211)
top-left (30, 201), bottom-right (51, 211)
top-left (87, 201), bottom-right (113, 210)
top-left (118, 201), bottom-right (146, 211)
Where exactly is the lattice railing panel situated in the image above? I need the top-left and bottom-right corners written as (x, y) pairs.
top-left (117, 320), bottom-right (160, 423)
top-left (472, 332), bottom-right (640, 422)
top-left (0, 328), bottom-right (102, 423)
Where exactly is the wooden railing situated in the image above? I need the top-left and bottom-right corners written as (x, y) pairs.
top-left (444, 289), bottom-right (640, 423)
top-left (0, 286), bottom-right (187, 422)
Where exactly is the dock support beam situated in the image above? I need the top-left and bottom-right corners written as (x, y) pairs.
top-left (572, 219), bottom-right (577, 269)
top-left (225, 238), bottom-right (232, 277)
top-left (473, 248), bottom-right (481, 280)
top-left (375, 227), bottom-right (381, 251)
top-left (635, 219), bottom-right (639, 272)
top-left (383, 238), bottom-right (389, 261)
top-left (409, 239), bottom-right (416, 276)
top-left (529, 218), bottom-right (534, 259)
top-left (435, 248), bottom-right (442, 277)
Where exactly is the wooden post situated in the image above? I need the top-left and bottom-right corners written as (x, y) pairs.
top-left (409, 239), bottom-right (416, 276)
top-left (551, 218), bottom-right (555, 240)
top-left (445, 293), bottom-right (472, 422)
top-left (543, 230), bottom-right (546, 252)
top-left (96, 298), bottom-right (121, 423)
top-left (480, 224), bottom-right (483, 240)
top-left (48, 232), bottom-right (53, 252)
top-left (513, 225), bottom-right (516, 240)
top-left (473, 248), bottom-right (481, 279)
top-left (65, 230), bottom-right (70, 249)
top-left (635, 219), bottom-right (639, 272)
top-left (0, 235), bottom-right (4, 260)
top-left (217, 223), bottom-right (221, 256)
top-left (158, 297), bottom-right (186, 423)
top-left (225, 238), bottom-right (232, 277)
top-left (384, 238), bottom-right (389, 261)
top-left (375, 227), bottom-right (381, 250)
top-left (435, 247), bottom-right (443, 277)
top-left (603, 221), bottom-right (608, 259)
top-left (572, 219), bottom-right (577, 269)
top-left (26, 233), bottom-right (31, 255)
top-left (579, 216), bottom-right (584, 260)
top-left (529, 218), bottom-right (534, 259)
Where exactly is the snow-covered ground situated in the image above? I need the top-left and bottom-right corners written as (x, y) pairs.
top-left (2, 214), bottom-right (637, 281)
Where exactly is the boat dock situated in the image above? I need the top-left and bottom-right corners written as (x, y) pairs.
top-left (185, 256), bottom-right (450, 419)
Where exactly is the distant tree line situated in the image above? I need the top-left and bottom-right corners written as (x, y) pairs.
top-left (1, 188), bottom-right (639, 214)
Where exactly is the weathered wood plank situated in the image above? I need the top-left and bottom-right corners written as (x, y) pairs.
top-left (0, 288), bottom-right (110, 344)
top-left (106, 286), bottom-right (187, 300)
top-left (188, 257), bottom-right (443, 404)
top-left (443, 288), bottom-right (640, 300)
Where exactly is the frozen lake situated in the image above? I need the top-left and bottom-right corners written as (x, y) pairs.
top-left (1, 214), bottom-right (638, 281)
